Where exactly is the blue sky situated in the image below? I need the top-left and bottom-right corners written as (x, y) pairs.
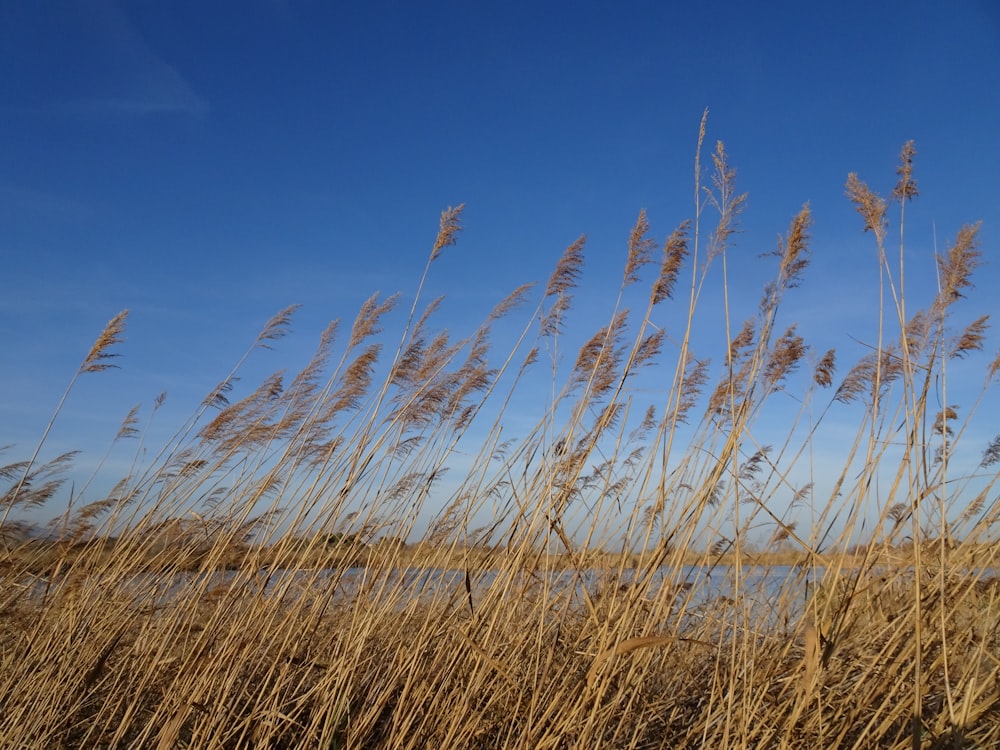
top-left (3, 1), bottom-right (1000, 537)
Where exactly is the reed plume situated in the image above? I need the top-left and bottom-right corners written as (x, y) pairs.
top-left (431, 204), bottom-right (464, 261)
top-left (845, 172), bottom-right (888, 239)
top-left (255, 304), bottom-right (299, 350)
top-left (892, 140), bottom-right (919, 202)
top-left (624, 209), bottom-right (656, 287)
top-left (951, 314), bottom-right (990, 359)
top-left (650, 221), bottom-right (689, 306)
top-left (814, 348), bottom-right (836, 388)
top-left (936, 222), bottom-right (982, 307)
top-left (81, 310), bottom-right (129, 374)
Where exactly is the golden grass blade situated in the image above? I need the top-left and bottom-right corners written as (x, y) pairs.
top-left (586, 635), bottom-right (713, 689)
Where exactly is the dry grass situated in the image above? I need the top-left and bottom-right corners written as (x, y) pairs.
top-left (3, 121), bottom-right (1000, 748)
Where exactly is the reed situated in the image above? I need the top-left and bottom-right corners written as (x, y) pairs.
top-left (2, 118), bottom-right (999, 748)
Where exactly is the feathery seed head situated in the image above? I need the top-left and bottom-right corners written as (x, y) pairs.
top-left (545, 236), bottom-right (586, 298)
top-left (431, 204), bottom-right (465, 261)
top-left (256, 305), bottom-right (300, 350)
top-left (892, 140), bottom-right (919, 202)
top-left (81, 310), bottom-right (129, 374)
top-left (651, 221), bottom-right (689, 305)
top-left (936, 222), bottom-right (982, 308)
top-left (845, 173), bottom-right (887, 239)
top-left (814, 349), bottom-right (836, 388)
top-left (624, 209), bottom-right (655, 286)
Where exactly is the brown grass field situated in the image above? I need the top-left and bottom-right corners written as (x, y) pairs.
top-left (3, 118), bottom-right (1000, 748)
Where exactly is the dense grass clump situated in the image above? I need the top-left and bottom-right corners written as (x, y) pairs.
top-left (3, 117), bottom-right (1000, 748)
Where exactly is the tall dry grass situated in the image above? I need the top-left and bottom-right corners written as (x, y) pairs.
top-left (3, 115), bottom-right (1000, 748)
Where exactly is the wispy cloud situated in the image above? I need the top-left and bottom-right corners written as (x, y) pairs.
top-left (74, 1), bottom-right (208, 117)
top-left (7, 1), bottom-right (208, 119)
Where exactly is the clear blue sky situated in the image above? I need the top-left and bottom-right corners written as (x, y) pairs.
top-left (3, 1), bottom-right (999, 535)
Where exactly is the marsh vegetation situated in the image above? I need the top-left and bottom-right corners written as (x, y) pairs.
top-left (3, 117), bottom-right (999, 748)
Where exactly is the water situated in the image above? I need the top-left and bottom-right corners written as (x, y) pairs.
top-left (23, 561), bottom-right (833, 634)
top-left (241, 562), bottom-right (830, 629)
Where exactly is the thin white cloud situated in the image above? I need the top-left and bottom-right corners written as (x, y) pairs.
top-left (29, 1), bottom-right (208, 118)
top-left (88, 1), bottom-right (207, 116)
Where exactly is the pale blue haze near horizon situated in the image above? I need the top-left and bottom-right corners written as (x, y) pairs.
top-left (2, 0), bottom-right (1000, 537)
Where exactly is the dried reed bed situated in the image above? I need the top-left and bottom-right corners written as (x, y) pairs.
top-left (3, 118), bottom-right (1000, 748)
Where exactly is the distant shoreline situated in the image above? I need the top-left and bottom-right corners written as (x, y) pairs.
top-left (7, 533), bottom-right (993, 577)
